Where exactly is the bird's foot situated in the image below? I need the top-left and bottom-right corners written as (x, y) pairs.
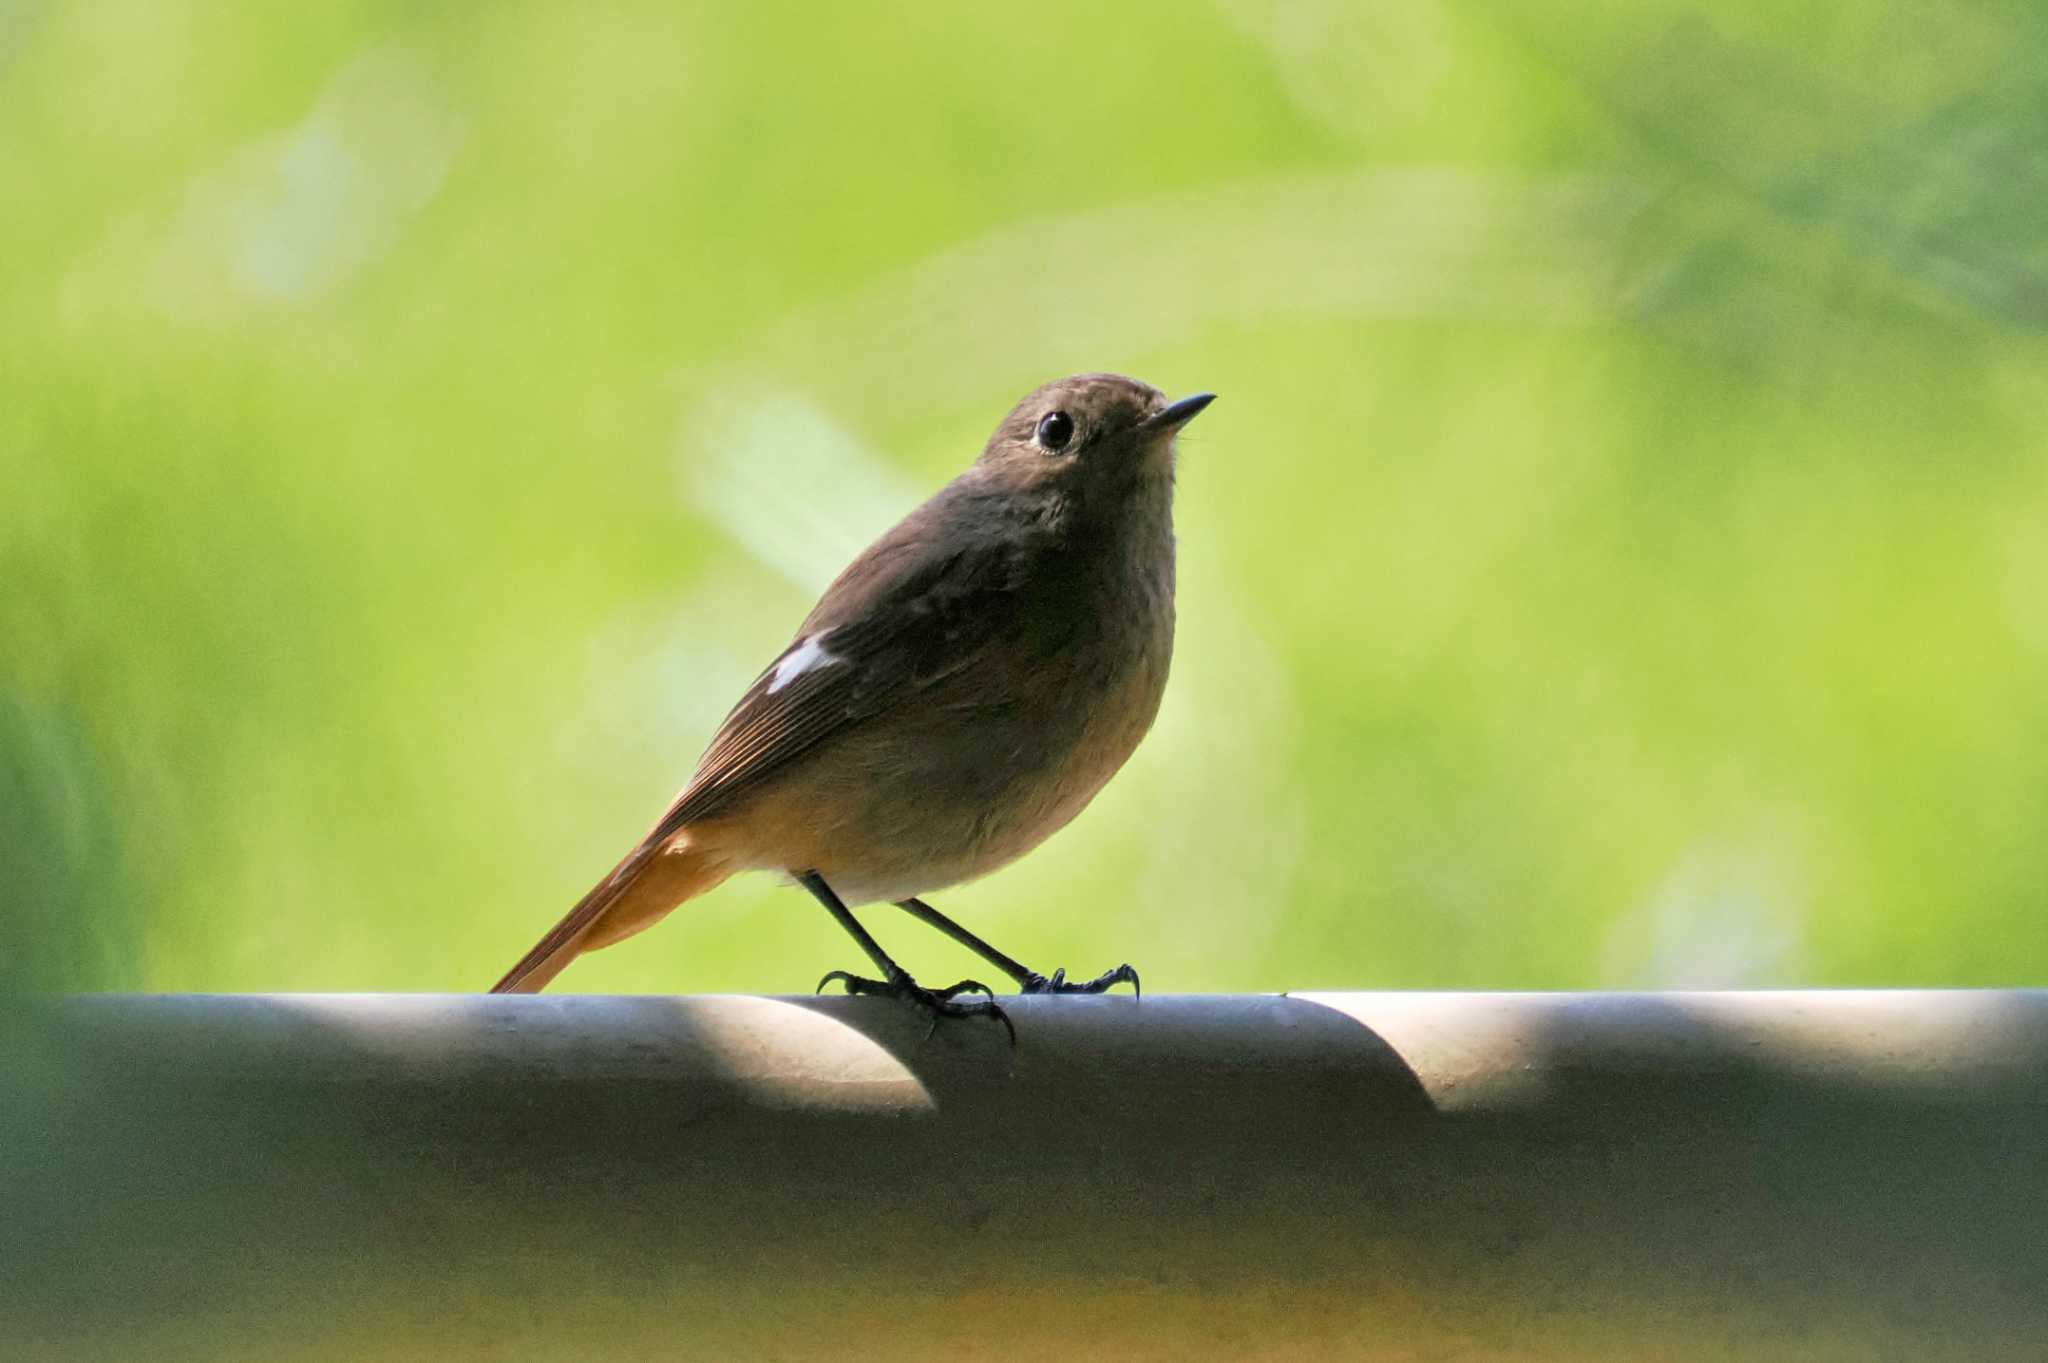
top-left (817, 968), bottom-right (1016, 1045)
top-left (1019, 963), bottom-right (1141, 998)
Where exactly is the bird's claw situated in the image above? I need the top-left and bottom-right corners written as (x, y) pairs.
top-left (1019, 963), bottom-right (1141, 998)
top-left (817, 968), bottom-right (1016, 1045)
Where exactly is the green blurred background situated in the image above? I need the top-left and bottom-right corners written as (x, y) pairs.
top-left (3, 1), bottom-right (2044, 996)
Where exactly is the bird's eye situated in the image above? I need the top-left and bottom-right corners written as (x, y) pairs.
top-left (1036, 411), bottom-right (1075, 452)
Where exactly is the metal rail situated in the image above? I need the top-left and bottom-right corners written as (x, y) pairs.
top-left (4, 991), bottom-right (2043, 1360)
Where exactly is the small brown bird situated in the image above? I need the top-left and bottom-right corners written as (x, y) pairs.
top-left (490, 374), bottom-right (1213, 1033)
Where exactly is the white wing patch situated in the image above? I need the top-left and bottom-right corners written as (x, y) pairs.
top-left (767, 632), bottom-right (842, 694)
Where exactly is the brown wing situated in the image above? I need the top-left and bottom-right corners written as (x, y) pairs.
top-left (640, 498), bottom-right (1057, 849)
top-left (488, 479), bottom-right (1069, 993)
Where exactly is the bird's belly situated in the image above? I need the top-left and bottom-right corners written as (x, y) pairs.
top-left (721, 644), bottom-right (1169, 904)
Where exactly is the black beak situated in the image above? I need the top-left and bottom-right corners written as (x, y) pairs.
top-left (1145, 392), bottom-right (1216, 432)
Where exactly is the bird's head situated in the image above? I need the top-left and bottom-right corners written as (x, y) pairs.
top-left (975, 373), bottom-right (1214, 512)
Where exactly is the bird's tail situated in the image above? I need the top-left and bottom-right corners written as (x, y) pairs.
top-left (489, 834), bottom-right (733, 994)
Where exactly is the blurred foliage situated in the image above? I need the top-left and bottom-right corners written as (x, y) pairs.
top-left (2, 0), bottom-right (2043, 994)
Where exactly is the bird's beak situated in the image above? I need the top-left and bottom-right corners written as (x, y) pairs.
top-left (1144, 392), bottom-right (1216, 433)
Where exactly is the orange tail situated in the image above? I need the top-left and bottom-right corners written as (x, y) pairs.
top-left (489, 836), bottom-right (732, 994)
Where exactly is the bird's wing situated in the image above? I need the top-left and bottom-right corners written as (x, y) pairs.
top-left (641, 511), bottom-right (1052, 849)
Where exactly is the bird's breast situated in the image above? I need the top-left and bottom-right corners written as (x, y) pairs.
top-left (725, 536), bottom-right (1175, 904)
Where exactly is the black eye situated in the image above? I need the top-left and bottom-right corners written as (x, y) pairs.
top-left (1035, 411), bottom-right (1075, 452)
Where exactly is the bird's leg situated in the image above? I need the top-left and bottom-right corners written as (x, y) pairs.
top-left (800, 872), bottom-right (1014, 1043)
top-left (893, 897), bottom-right (1140, 998)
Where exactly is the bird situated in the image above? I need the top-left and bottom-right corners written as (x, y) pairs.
top-left (489, 373), bottom-right (1213, 1035)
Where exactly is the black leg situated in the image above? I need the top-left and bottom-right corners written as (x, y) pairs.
top-left (893, 897), bottom-right (1141, 998)
top-left (799, 872), bottom-right (1014, 1043)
